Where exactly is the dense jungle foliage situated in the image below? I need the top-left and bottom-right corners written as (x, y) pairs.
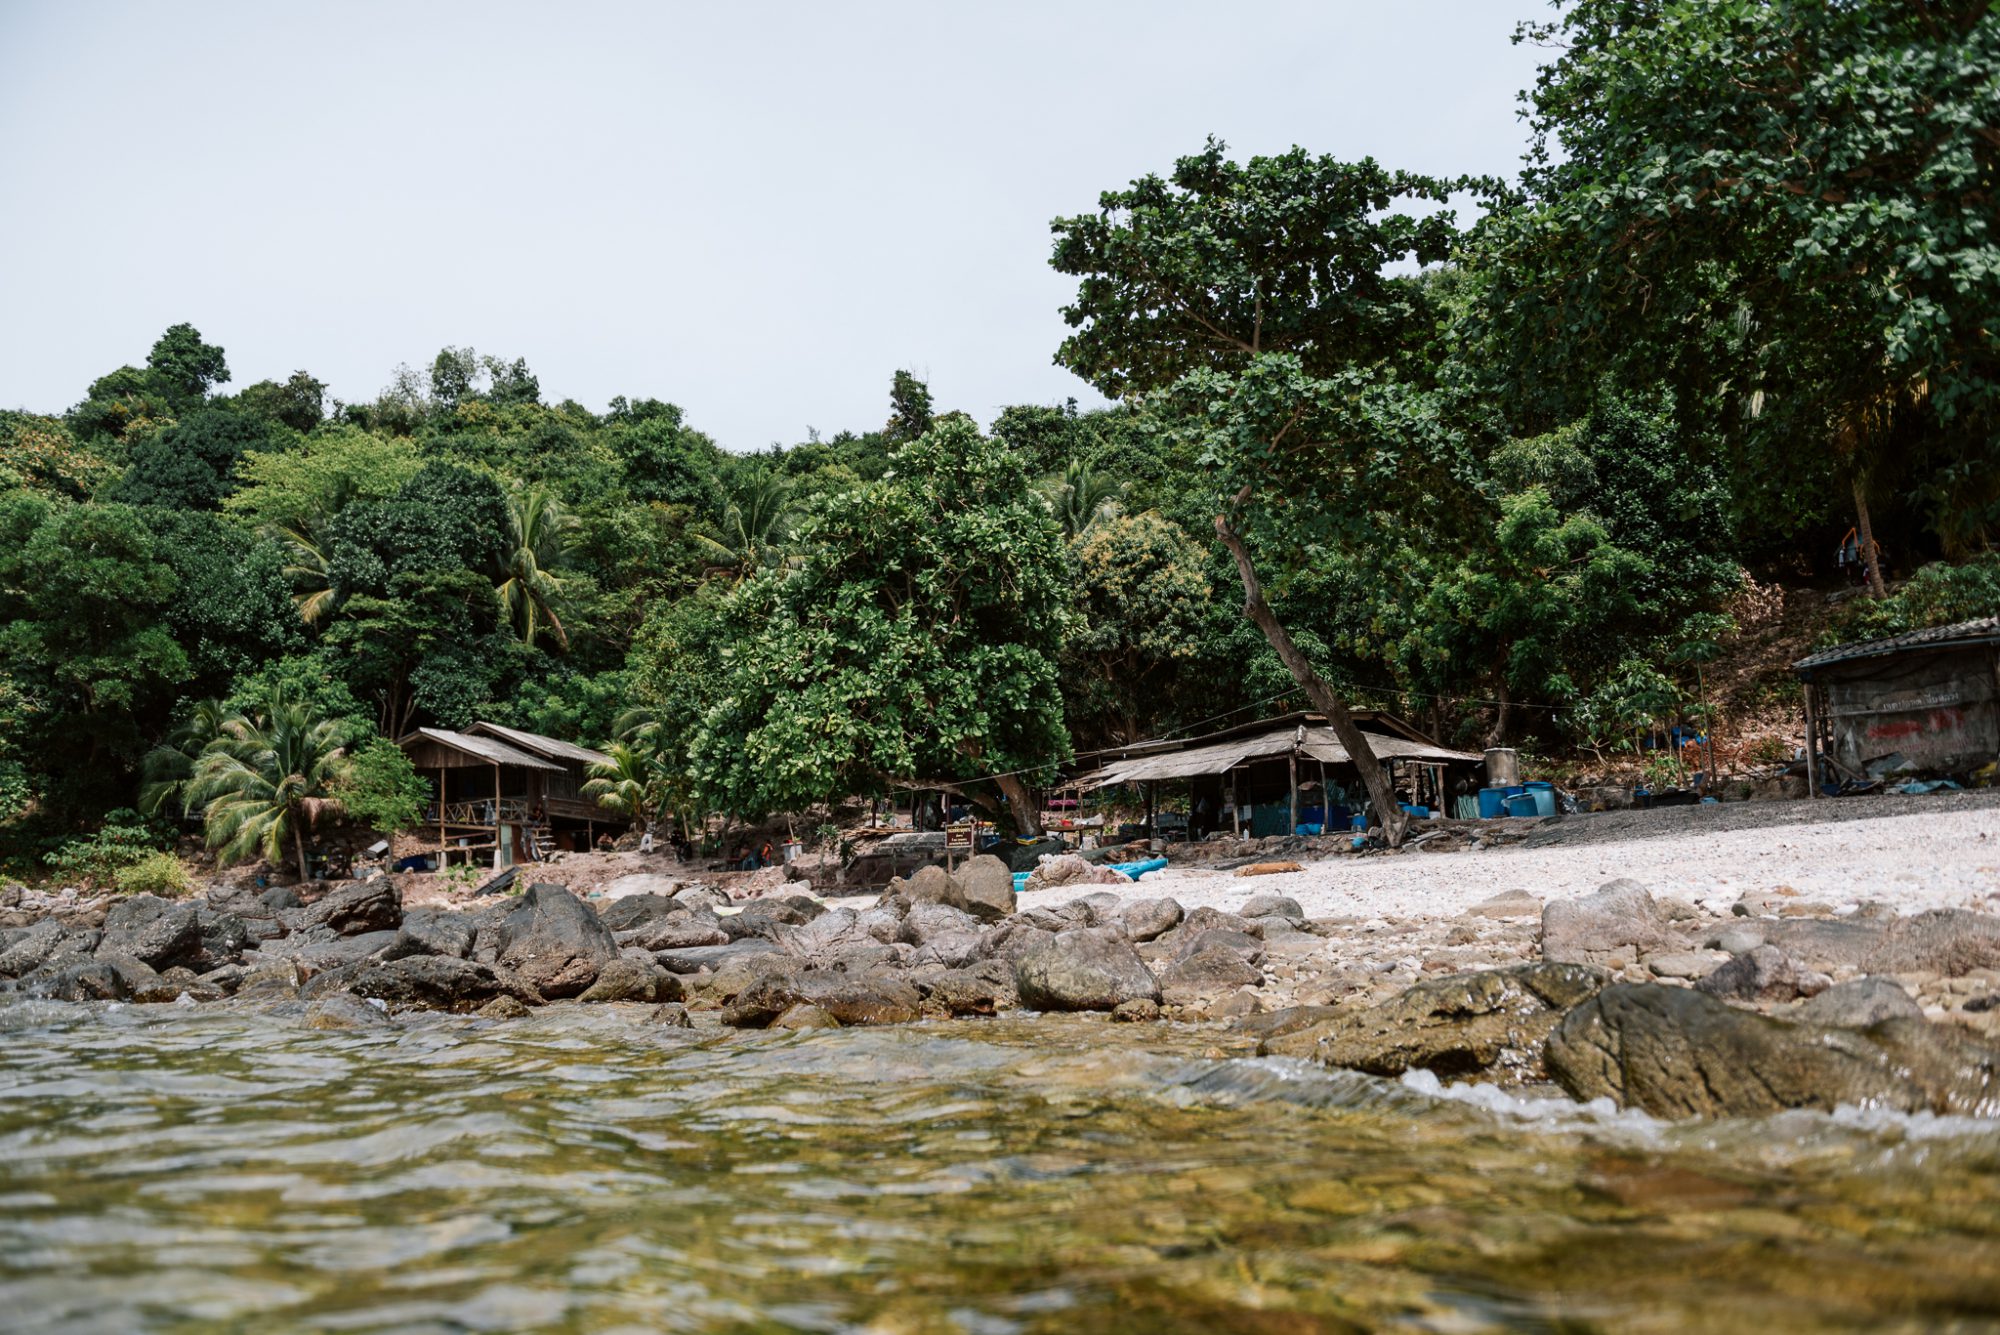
top-left (1, 0), bottom-right (1994, 868)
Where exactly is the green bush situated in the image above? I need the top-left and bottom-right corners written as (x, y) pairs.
top-left (113, 851), bottom-right (191, 897)
top-left (42, 809), bottom-right (167, 885)
top-left (332, 737), bottom-right (430, 833)
top-left (1835, 553), bottom-right (2000, 643)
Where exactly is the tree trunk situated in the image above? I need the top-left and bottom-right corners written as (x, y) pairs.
top-left (292, 816), bottom-right (309, 885)
top-left (1853, 473), bottom-right (1888, 598)
top-left (1214, 514), bottom-right (1408, 847)
top-left (1486, 675), bottom-right (1513, 749)
top-left (991, 771), bottom-right (1044, 838)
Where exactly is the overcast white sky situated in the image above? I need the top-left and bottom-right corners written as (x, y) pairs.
top-left (0, 2), bottom-right (1547, 450)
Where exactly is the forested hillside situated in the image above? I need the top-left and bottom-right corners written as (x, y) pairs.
top-left (1, 0), bottom-right (1994, 873)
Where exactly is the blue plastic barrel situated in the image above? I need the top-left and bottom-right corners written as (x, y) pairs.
top-left (1504, 792), bottom-right (1539, 818)
top-left (1477, 787), bottom-right (1506, 819)
top-left (1526, 780), bottom-right (1556, 817)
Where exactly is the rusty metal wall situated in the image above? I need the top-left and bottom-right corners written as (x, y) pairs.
top-left (1821, 647), bottom-right (2000, 777)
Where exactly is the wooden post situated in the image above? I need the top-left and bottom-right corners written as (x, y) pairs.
top-left (1288, 751), bottom-right (1300, 835)
top-left (1231, 769), bottom-right (1242, 838)
top-left (1318, 759), bottom-right (1329, 825)
top-left (1803, 682), bottom-right (1821, 800)
top-left (493, 763), bottom-right (504, 867)
top-left (1145, 782), bottom-right (1156, 847)
top-left (438, 766), bottom-right (447, 866)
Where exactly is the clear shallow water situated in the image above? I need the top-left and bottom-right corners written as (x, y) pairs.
top-left (4, 1001), bottom-right (2000, 1333)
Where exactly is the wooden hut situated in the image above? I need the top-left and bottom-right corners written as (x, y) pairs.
top-left (1793, 617), bottom-right (2000, 793)
top-left (397, 724), bottom-right (616, 865)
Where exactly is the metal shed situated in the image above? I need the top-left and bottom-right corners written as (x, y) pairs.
top-left (1793, 617), bottom-right (2000, 793)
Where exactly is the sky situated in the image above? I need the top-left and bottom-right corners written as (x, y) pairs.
top-left (0, 2), bottom-right (1549, 451)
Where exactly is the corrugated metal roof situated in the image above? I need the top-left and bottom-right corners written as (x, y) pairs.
top-left (1090, 728), bottom-right (1478, 787)
top-left (1794, 617), bottom-right (2000, 675)
top-left (467, 721), bottom-right (612, 768)
top-left (400, 727), bottom-right (565, 771)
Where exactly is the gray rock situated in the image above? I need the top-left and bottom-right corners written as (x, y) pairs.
top-left (305, 955), bottom-right (545, 1012)
top-left (1259, 962), bottom-right (1608, 1078)
top-left (915, 960), bottom-right (1016, 1016)
top-left (1013, 928), bottom-right (1161, 1012)
top-left (953, 855), bottom-right (1017, 923)
top-left (600, 874), bottom-right (683, 905)
top-left (618, 913), bottom-right (730, 952)
top-left (977, 921), bottom-right (1055, 964)
top-left (675, 886), bottom-right (731, 913)
top-left (36, 951), bottom-right (179, 1004)
top-left (1160, 906), bottom-right (1263, 950)
top-left (723, 969), bottom-right (923, 1028)
top-left (719, 898), bottom-right (823, 942)
top-left (1547, 982), bottom-right (2000, 1118)
top-left (1118, 897), bottom-right (1184, 943)
top-left (382, 910), bottom-right (477, 960)
top-left (898, 901), bottom-right (982, 947)
top-left (478, 995), bottom-right (532, 1020)
top-left (1170, 928), bottom-right (1263, 966)
top-left (0, 919), bottom-right (71, 977)
top-left (772, 1003), bottom-right (841, 1030)
top-left (1710, 924), bottom-right (1767, 955)
top-left (653, 939), bottom-right (787, 974)
top-left (1645, 950), bottom-right (1728, 981)
top-left (1467, 889), bottom-right (1542, 919)
top-left (1793, 977), bottom-right (1924, 1028)
top-left (1161, 945), bottom-right (1264, 994)
top-left (907, 930), bottom-right (985, 970)
top-left (577, 956), bottom-right (685, 1004)
top-left (651, 1001), bottom-right (693, 1028)
top-left (305, 996), bottom-right (392, 1030)
top-left (298, 879), bottom-right (403, 936)
top-left (258, 885), bottom-right (304, 911)
top-left (598, 893), bottom-right (685, 932)
top-left (1239, 893), bottom-right (1304, 923)
top-left (473, 882), bottom-right (620, 998)
top-left (1112, 997), bottom-right (1162, 1022)
top-left (193, 909), bottom-right (250, 969)
top-left (1540, 879), bottom-right (1671, 965)
top-left (97, 896), bottom-right (203, 971)
top-left (1695, 945), bottom-right (1830, 1002)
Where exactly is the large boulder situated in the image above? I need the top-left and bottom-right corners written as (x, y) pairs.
top-left (306, 955), bottom-right (546, 1012)
top-left (1546, 982), bottom-right (2000, 1118)
top-left (0, 919), bottom-right (73, 977)
top-left (35, 951), bottom-right (181, 1003)
top-left (914, 959), bottom-right (1017, 1016)
top-left (1259, 963), bottom-right (1607, 1078)
top-left (1013, 928), bottom-right (1161, 1012)
top-left (618, 913), bottom-right (730, 952)
top-left (599, 893), bottom-right (685, 933)
top-left (473, 882), bottom-right (620, 998)
top-left (1717, 910), bottom-right (2000, 979)
top-left (1118, 898), bottom-right (1183, 943)
top-left (382, 909), bottom-right (477, 960)
top-left (1540, 879), bottom-right (1671, 965)
top-left (953, 855), bottom-right (1017, 922)
top-left (97, 896), bottom-right (203, 971)
top-left (722, 969), bottom-right (923, 1028)
top-left (298, 879), bottom-right (403, 937)
top-left (1160, 946), bottom-right (1264, 997)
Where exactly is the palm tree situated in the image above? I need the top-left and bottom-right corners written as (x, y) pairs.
top-left (497, 483), bottom-right (578, 649)
top-left (581, 741), bottom-right (668, 829)
top-left (695, 470), bottom-right (796, 581)
top-left (185, 695), bottom-right (355, 882)
top-left (1041, 460), bottom-right (1126, 540)
top-left (277, 522), bottom-right (337, 625)
top-left (138, 698), bottom-right (230, 820)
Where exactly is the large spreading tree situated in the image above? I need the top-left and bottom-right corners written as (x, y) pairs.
top-left (1050, 140), bottom-right (1475, 842)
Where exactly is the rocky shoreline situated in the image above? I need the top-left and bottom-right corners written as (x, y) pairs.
top-left (5, 852), bottom-right (2000, 1121)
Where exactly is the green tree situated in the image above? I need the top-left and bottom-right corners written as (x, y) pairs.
top-left (331, 736), bottom-right (429, 833)
top-left (145, 323), bottom-right (231, 409)
top-left (688, 420), bottom-right (1074, 833)
top-left (884, 370), bottom-right (935, 445)
top-left (581, 740), bottom-right (669, 829)
top-left (1064, 511), bottom-right (1212, 746)
top-left (496, 483), bottom-right (578, 649)
top-left (1051, 140), bottom-right (1469, 842)
top-left (185, 692), bottom-right (355, 881)
top-left (694, 468), bottom-right (797, 581)
top-left (1483, 0), bottom-right (2000, 580)
top-left (1039, 458), bottom-right (1127, 540)
top-left (104, 408), bottom-right (272, 510)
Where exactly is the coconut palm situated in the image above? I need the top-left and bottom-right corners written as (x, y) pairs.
top-left (496, 483), bottom-right (578, 649)
top-left (695, 470), bottom-right (796, 581)
top-left (277, 522), bottom-right (337, 625)
top-left (185, 695), bottom-right (356, 882)
top-left (581, 741), bottom-right (669, 828)
top-left (138, 698), bottom-right (230, 819)
top-left (1041, 460), bottom-right (1126, 540)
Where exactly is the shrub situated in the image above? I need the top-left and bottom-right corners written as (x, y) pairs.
top-left (42, 809), bottom-right (166, 885)
top-left (1835, 553), bottom-right (2000, 643)
top-left (114, 851), bottom-right (192, 897)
